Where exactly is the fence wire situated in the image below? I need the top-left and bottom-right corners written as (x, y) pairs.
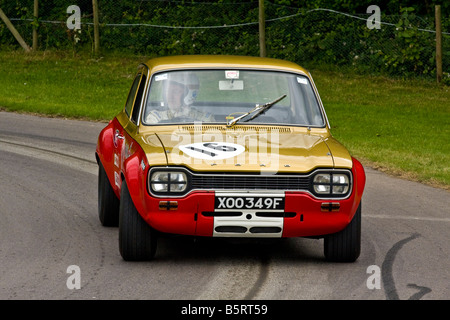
top-left (1, 0), bottom-right (448, 79)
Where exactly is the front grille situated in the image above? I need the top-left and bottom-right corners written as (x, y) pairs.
top-left (214, 226), bottom-right (282, 234)
top-left (190, 174), bottom-right (310, 191)
top-left (148, 167), bottom-right (353, 199)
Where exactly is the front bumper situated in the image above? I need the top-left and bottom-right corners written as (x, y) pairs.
top-left (140, 189), bottom-right (361, 238)
top-left (131, 159), bottom-right (365, 239)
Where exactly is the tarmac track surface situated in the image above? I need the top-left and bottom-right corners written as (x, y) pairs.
top-left (0, 111), bottom-right (449, 300)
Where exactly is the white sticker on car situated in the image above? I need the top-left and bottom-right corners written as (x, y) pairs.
top-left (114, 153), bottom-right (119, 168)
top-left (155, 73), bottom-right (168, 81)
top-left (114, 171), bottom-right (121, 188)
top-left (179, 142), bottom-right (245, 160)
top-left (225, 70), bottom-right (239, 79)
top-left (297, 77), bottom-right (308, 84)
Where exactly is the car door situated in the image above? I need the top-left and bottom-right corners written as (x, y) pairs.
top-left (113, 67), bottom-right (148, 192)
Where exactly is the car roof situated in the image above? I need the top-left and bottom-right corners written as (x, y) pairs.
top-left (144, 55), bottom-right (310, 76)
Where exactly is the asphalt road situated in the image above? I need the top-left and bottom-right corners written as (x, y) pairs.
top-left (0, 111), bottom-right (449, 300)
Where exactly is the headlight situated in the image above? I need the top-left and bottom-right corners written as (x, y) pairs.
top-left (312, 172), bottom-right (350, 197)
top-left (313, 174), bottom-right (331, 194)
top-left (332, 174), bottom-right (349, 194)
top-left (149, 171), bottom-right (188, 194)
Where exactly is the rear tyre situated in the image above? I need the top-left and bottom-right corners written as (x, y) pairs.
top-left (98, 163), bottom-right (120, 227)
top-left (324, 202), bottom-right (361, 262)
top-left (119, 180), bottom-right (157, 261)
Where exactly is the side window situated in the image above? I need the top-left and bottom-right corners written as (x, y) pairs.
top-left (131, 74), bottom-right (147, 124)
top-left (124, 74), bottom-right (141, 116)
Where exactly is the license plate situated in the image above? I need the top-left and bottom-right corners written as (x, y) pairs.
top-left (215, 196), bottom-right (285, 210)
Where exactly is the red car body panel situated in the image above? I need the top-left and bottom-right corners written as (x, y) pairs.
top-left (97, 118), bottom-right (365, 238)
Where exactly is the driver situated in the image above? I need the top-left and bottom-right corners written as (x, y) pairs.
top-left (145, 72), bottom-right (214, 124)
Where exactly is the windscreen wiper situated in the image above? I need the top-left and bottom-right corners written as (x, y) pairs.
top-left (226, 94), bottom-right (287, 127)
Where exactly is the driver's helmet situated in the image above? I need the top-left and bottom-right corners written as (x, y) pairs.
top-left (164, 72), bottom-right (199, 106)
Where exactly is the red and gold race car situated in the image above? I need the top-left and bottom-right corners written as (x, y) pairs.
top-left (96, 55), bottom-right (365, 262)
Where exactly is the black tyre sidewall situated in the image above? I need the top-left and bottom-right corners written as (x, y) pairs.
top-left (324, 202), bottom-right (361, 262)
top-left (119, 180), bottom-right (157, 261)
top-left (98, 163), bottom-right (120, 227)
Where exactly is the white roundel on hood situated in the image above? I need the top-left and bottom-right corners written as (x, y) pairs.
top-left (179, 142), bottom-right (245, 160)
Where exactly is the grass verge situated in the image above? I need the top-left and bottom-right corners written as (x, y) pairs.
top-left (312, 68), bottom-right (449, 189)
top-left (0, 50), bottom-right (143, 120)
top-left (0, 50), bottom-right (448, 189)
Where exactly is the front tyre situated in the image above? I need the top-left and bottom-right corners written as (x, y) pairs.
top-left (98, 162), bottom-right (120, 227)
top-left (119, 180), bottom-right (157, 261)
top-left (324, 202), bottom-right (361, 262)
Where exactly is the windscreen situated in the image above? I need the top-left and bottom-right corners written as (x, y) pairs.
top-left (142, 69), bottom-right (325, 127)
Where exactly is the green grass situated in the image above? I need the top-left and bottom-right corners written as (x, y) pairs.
top-left (311, 68), bottom-right (449, 189)
top-left (0, 50), bottom-right (448, 189)
top-left (0, 50), bottom-right (143, 120)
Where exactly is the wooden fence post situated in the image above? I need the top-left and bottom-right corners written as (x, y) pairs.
top-left (435, 5), bottom-right (442, 84)
top-left (259, 0), bottom-right (266, 57)
top-left (92, 0), bottom-right (100, 55)
top-left (33, 0), bottom-right (38, 50)
top-left (0, 8), bottom-right (31, 52)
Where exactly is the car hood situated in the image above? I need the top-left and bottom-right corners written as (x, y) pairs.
top-left (140, 127), bottom-right (352, 173)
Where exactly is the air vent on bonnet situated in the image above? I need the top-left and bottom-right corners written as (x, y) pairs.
top-left (179, 125), bottom-right (292, 133)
